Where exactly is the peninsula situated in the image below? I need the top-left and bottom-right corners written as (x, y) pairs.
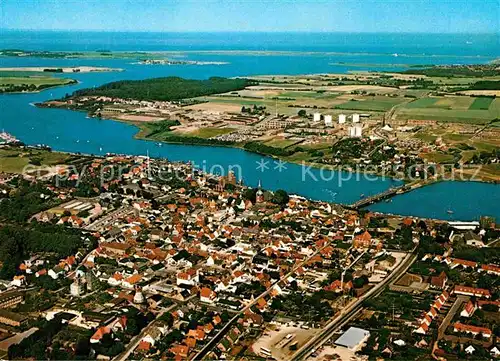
top-left (37, 65), bottom-right (500, 182)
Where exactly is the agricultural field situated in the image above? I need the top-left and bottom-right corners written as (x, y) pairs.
top-left (334, 96), bottom-right (406, 111)
top-left (405, 97), bottom-right (439, 108)
top-left (469, 97), bottom-right (494, 110)
top-left (396, 96), bottom-right (500, 124)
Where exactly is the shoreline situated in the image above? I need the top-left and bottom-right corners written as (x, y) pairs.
top-left (32, 102), bottom-right (500, 185)
top-left (128, 119), bottom-right (500, 186)
top-left (0, 66), bottom-right (123, 73)
top-left (0, 79), bottom-right (80, 94)
top-left (3, 143), bottom-right (496, 222)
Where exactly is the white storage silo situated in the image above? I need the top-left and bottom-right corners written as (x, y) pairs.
top-left (324, 115), bottom-right (333, 127)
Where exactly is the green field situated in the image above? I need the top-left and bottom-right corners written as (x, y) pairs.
top-left (264, 138), bottom-right (302, 148)
top-left (0, 75), bottom-right (76, 92)
top-left (469, 97), bottom-right (494, 110)
top-left (0, 148), bottom-right (70, 173)
top-left (397, 97), bottom-right (500, 124)
top-left (335, 96), bottom-right (405, 111)
top-left (442, 134), bottom-right (471, 143)
top-left (182, 127), bottom-right (235, 139)
top-left (405, 97), bottom-right (438, 108)
top-left (414, 133), bottom-right (438, 143)
top-left (0, 76), bottom-right (74, 86)
top-left (280, 91), bottom-right (339, 100)
top-left (421, 152), bottom-right (455, 163)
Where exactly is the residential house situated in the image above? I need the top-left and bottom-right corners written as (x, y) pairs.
top-left (454, 285), bottom-right (491, 298)
top-left (200, 287), bottom-right (217, 305)
top-left (460, 301), bottom-right (476, 318)
top-left (430, 271), bottom-right (447, 290)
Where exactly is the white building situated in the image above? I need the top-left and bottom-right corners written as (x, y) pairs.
top-left (352, 113), bottom-right (360, 123)
top-left (335, 327), bottom-right (371, 352)
top-left (338, 114), bottom-right (346, 124)
top-left (324, 115), bottom-right (333, 127)
top-left (133, 288), bottom-right (145, 304)
top-left (70, 278), bottom-right (85, 297)
top-left (313, 112), bottom-right (321, 122)
top-left (348, 123), bottom-right (363, 138)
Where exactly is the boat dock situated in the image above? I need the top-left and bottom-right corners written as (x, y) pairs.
top-left (0, 131), bottom-right (18, 144)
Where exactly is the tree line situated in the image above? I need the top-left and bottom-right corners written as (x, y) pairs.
top-left (71, 76), bottom-right (255, 101)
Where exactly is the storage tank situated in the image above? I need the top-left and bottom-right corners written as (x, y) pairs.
top-left (324, 115), bottom-right (333, 127)
top-left (348, 124), bottom-right (363, 138)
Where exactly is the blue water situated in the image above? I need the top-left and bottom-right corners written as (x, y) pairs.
top-left (0, 31), bottom-right (498, 220)
top-left (367, 181), bottom-right (500, 220)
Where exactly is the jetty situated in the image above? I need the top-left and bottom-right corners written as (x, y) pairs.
top-left (0, 131), bottom-right (18, 144)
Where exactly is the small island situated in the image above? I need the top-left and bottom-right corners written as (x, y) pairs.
top-left (0, 72), bottom-right (77, 94)
top-left (0, 66), bottom-right (122, 73)
top-left (0, 66), bottom-right (122, 93)
top-left (138, 59), bottom-right (229, 66)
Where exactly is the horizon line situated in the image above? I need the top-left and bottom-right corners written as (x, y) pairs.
top-left (1, 28), bottom-right (498, 35)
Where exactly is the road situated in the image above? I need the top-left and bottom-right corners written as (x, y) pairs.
top-left (438, 295), bottom-right (468, 339)
top-left (84, 206), bottom-right (134, 231)
top-left (192, 243), bottom-right (336, 361)
top-left (290, 249), bottom-right (418, 361)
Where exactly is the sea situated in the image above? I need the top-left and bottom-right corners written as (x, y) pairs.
top-left (0, 30), bottom-right (498, 220)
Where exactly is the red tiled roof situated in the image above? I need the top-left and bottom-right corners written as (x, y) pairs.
top-left (454, 285), bottom-right (491, 297)
top-left (453, 322), bottom-right (492, 335)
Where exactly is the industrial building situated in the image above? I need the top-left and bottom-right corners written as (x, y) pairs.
top-left (313, 112), bottom-right (321, 122)
top-left (338, 114), bottom-right (346, 124)
top-left (352, 113), bottom-right (360, 123)
top-left (335, 327), bottom-right (371, 351)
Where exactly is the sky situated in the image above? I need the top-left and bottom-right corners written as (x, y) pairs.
top-left (0, 0), bottom-right (498, 33)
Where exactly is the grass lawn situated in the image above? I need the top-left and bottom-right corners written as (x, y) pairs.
top-left (461, 150), bottom-right (477, 163)
top-left (264, 138), bottom-right (301, 148)
top-left (469, 97), bottom-right (494, 110)
top-left (0, 76), bottom-right (74, 87)
top-left (185, 127), bottom-right (235, 139)
top-left (442, 134), bottom-right (471, 143)
top-left (283, 152), bottom-right (313, 162)
top-left (414, 133), bottom-right (438, 143)
top-left (0, 74), bottom-right (76, 93)
top-left (471, 140), bottom-right (499, 152)
top-left (421, 152), bottom-right (455, 163)
top-left (300, 142), bottom-right (333, 150)
top-left (0, 149), bottom-right (70, 173)
top-left (0, 71), bottom-right (46, 77)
